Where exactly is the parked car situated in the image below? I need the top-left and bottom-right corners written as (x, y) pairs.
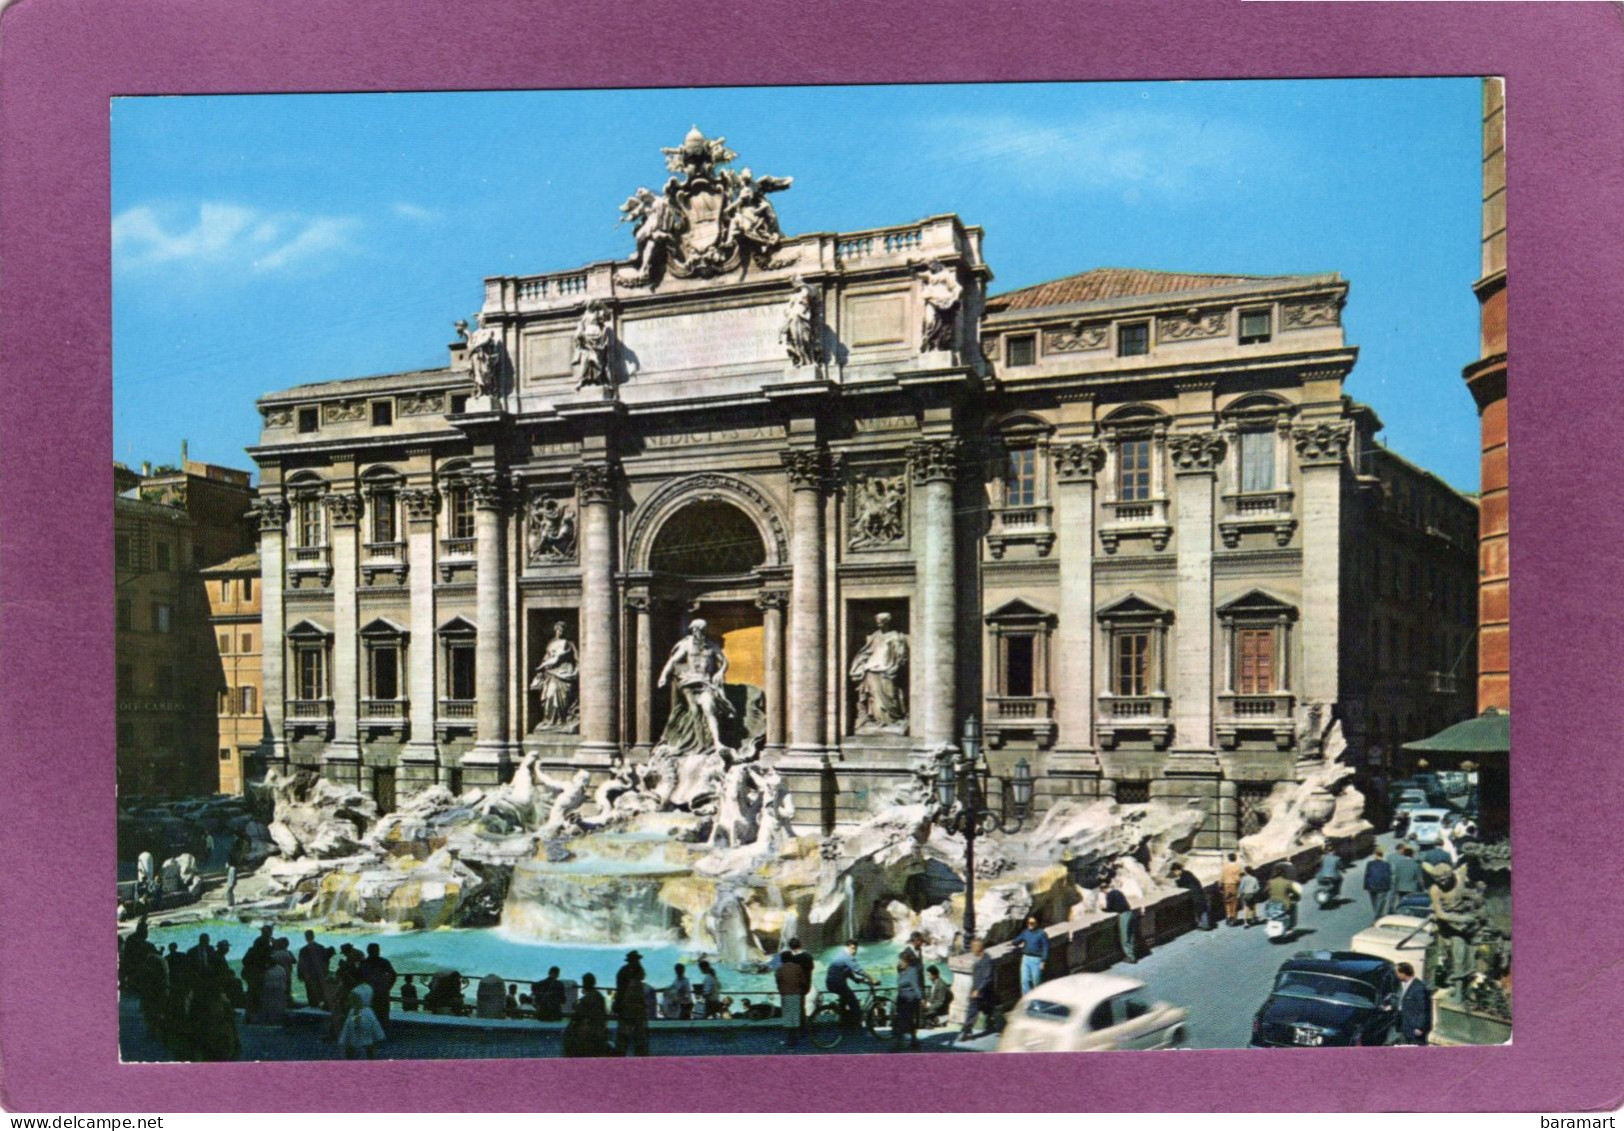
top-left (998, 973), bottom-right (1189, 1053)
top-left (1405, 808), bottom-right (1455, 847)
top-left (1391, 892), bottom-right (1434, 919)
top-left (1390, 789), bottom-right (1431, 835)
top-left (1249, 951), bottom-right (1400, 1048)
top-left (1350, 914), bottom-right (1434, 968)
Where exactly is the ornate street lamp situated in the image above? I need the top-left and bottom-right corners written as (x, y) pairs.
top-left (934, 715), bottom-right (1027, 947)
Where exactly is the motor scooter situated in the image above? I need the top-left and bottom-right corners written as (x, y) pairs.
top-left (1314, 870), bottom-right (1343, 907)
top-left (1263, 898), bottom-right (1296, 941)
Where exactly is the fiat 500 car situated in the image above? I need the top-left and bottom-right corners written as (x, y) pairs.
top-left (998, 973), bottom-right (1189, 1053)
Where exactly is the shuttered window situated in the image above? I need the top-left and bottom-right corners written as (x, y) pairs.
top-left (1237, 628), bottom-right (1275, 694)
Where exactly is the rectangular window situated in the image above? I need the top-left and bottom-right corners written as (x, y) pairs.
top-left (117, 598), bottom-right (132, 632)
top-left (241, 631), bottom-right (254, 653)
top-left (1239, 308), bottom-right (1272, 344)
top-left (240, 686), bottom-right (257, 715)
top-left (155, 541), bottom-right (172, 572)
top-left (1114, 631), bottom-right (1151, 696)
top-left (220, 748), bottom-right (232, 762)
top-left (219, 579), bottom-right (232, 602)
top-left (1005, 333), bottom-right (1036, 368)
top-left (371, 399), bottom-right (394, 427)
top-left (370, 645), bottom-right (400, 701)
top-left (152, 603), bottom-right (172, 633)
top-left (448, 488), bottom-right (476, 540)
top-left (1118, 439), bottom-right (1152, 501)
top-left (1237, 628), bottom-right (1276, 695)
top-left (1117, 321), bottom-right (1149, 357)
top-left (1004, 634), bottom-right (1036, 698)
top-left (218, 632), bottom-right (232, 654)
top-left (242, 576), bottom-right (253, 602)
top-left (116, 532), bottom-right (134, 569)
top-left (1239, 430), bottom-right (1276, 492)
top-left (218, 688), bottom-right (232, 714)
top-left (118, 663), bottom-right (135, 696)
top-left (297, 406), bottom-right (319, 433)
top-left (298, 498), bottom-right (324, 548)
top-left (450, 394), bottom-right (469, 415)
top-left (297, 647), bottom-right (327, 701)
top-left (1004, 448), bottom-right (1037, 506)
top-left (448, 643), bottom-right (477, 700)
top-left (371, 492), bottom-right (396, 544)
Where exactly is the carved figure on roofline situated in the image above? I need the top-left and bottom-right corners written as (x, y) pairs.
top-left (779, 277), bottom-right (820, 367)
top-left (619, 180), bottom-right (684, 284)
top-left (849, 612), bottom-right (909, 734)
top-left (919, 260), bottom-right (962, 353)
top-left (530, 622), bottom-right (580, 733)
top-left (460, 320), bottom-right (504, 399)
top-left (572, 300), bottom-right (614, 392)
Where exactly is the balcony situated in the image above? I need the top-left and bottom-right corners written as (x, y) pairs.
top-left (361, 697), bottom-right (409, 737)
top-left (283, 697), bottom-right (332, 736)
top-left (986, 504), bottom-right (1054, 559)
top-left (1096, 693), bottom-right (1172, 749)
top-left (436, 698), bottom-right (477, 737)
top-left (1218, 490), bottom-right (1297, 549)
top-left (984, 695), bottom-right (1056, 748)
top-left (361, 541), bottom-right (408, 586)
top-left (286, 544), bottom-right (332, 587)
top-left (1099, 497), bottom-right (1172, 554)
top-left (1216, 692), bottom-right (1296, 750)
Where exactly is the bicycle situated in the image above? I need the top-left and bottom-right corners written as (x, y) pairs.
top-left (808, 977), bottom-right (894, 1050)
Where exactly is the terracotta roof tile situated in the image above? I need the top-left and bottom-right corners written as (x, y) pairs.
top-left (988, 267), bottom-right (1321, 311)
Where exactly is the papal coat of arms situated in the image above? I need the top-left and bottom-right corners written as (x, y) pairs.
top-left (617, 126), bottom-right (795, 288)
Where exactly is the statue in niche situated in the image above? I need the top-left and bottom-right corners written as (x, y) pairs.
top-left (848, 472), bottom-right (905, 549)
top-left (572, 299), bottom-right (614, 391)
top-left (525, 495), bottom-right (576, 563)
top-left (656, 618), bottom-right (735, 756)
top-left (919, 260), bottom-right (962, 353)
top-left (460, 320), bottom-right (504, 398)
top-left (849, 612), bottom-right (909, 734)
top-left (779, 276), bottom-right (819, 367)
top-left (530, 622), bottom-right (580, 732)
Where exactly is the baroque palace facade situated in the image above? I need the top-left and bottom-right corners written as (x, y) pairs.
top-left (248, 128), bottom-right (1475, 848)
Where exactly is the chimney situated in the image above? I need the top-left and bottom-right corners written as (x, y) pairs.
top-left (142, 461), bottom-right (152, 476)
top-left (181, 439), bottom-right (189, 462)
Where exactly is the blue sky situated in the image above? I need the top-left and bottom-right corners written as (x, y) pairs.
top-left (111, 79), bottom-right (1484, 491)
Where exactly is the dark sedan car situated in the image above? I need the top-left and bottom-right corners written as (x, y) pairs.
top-left (1250, 951), bottom-right (1400, 1048)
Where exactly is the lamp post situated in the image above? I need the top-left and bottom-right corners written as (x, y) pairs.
top-left (935, 715), bottom-right (1032, 946)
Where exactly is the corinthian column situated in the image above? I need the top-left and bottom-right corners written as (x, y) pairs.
top-left (783, 448), bottom-right (828, 761)
top-left (1168, 431), bottom-right (1226, 752)
top-left (1293, 421), bottom-right (1351, 724)
top-left (324, 490), bottom-right (364, 776)
top-left (255, 497), bottom-right (290, 770)
top-left (1052, 441), bottom-right (1106, 765)
top-left (909, 439), bottom-right (959, 748)
top-left (755, 588), bottom-right (789, 755)
top-left (464, 473), bottom-right (511, 776)
top-left (400, 485), bottom-right (440, 780)
top-left (574, 463), bottom-right (620, 766)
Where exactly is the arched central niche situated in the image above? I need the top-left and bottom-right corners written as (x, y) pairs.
top-left (648, 499), bottom-right (767, 577)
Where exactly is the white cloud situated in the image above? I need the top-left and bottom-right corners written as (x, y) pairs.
top-left (391, 201), bottom-right (439, 223)
top-left (112, 201), bottom-right (359, 274)
top-left (920, 108), bottom-right (1281, 201)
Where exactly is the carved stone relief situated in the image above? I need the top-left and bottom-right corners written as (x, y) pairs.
top-left (322, 401), bottom-right (367, 424)
top-left (1044, 322), bottom-right (1109, 353)
top-left (398, 392), bottom-right (446, 417)
top-left (261, 406), bottom-right (293, 428)
top-left (525, 493), bottom-right (578, 564)
top-left (847, 469), bottom-right (907, 550)
top-left (1281, 298), bottom-right (1342, 330)
top-left (1157, 308), bottom-right (1230, 341)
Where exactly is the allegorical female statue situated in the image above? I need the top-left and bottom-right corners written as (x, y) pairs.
top-left (572, 300), bottom-right (614, 391)
top-left (849, 612), bottom-right (909, 733)
top-left (656, 619), bottom-right (734, 755)
top-left (779, 277), bottom-right (819, 367)
top-left (919, 260), bottom-right (962, 353)
top-left (530, 621), bottom-right (580, 732)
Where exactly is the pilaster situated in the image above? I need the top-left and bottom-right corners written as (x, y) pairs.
top-left (464, 472), bottom-right (513, 771)
top-left (1168, 432), bottom-right (1225, 752)
top-left (1051, 441), bottom-right (1105, 771)
top-left (400, 485), bottom-right (440, 775)
top-left (323, 490), bottom-right (364, 769)
top-left (1293, 422), bottom-right (1351, 710)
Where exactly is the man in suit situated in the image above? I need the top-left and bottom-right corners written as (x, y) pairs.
top-left (1389, 844), bottom-right (1426, 910)
top-left (1395, 962), bottom-right (1432, 1045)
top-left (955, 937), bottom-right (1000, 1041)
top-left (1363, 847), bottom-right (1393, 919)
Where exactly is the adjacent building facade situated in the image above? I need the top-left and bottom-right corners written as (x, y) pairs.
top-left (203, 551), bottom-right (264, 795)
top-left (115, 458), bottom-right (255, 798)
top-left (246, 129), bottom-right (1476, 845)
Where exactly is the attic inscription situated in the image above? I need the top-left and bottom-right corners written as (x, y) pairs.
top-left (621, 305), bottom-right (780, 373)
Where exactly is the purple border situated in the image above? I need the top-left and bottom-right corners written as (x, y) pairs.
top-left (3, 0), bottom-right (1622, 1113)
